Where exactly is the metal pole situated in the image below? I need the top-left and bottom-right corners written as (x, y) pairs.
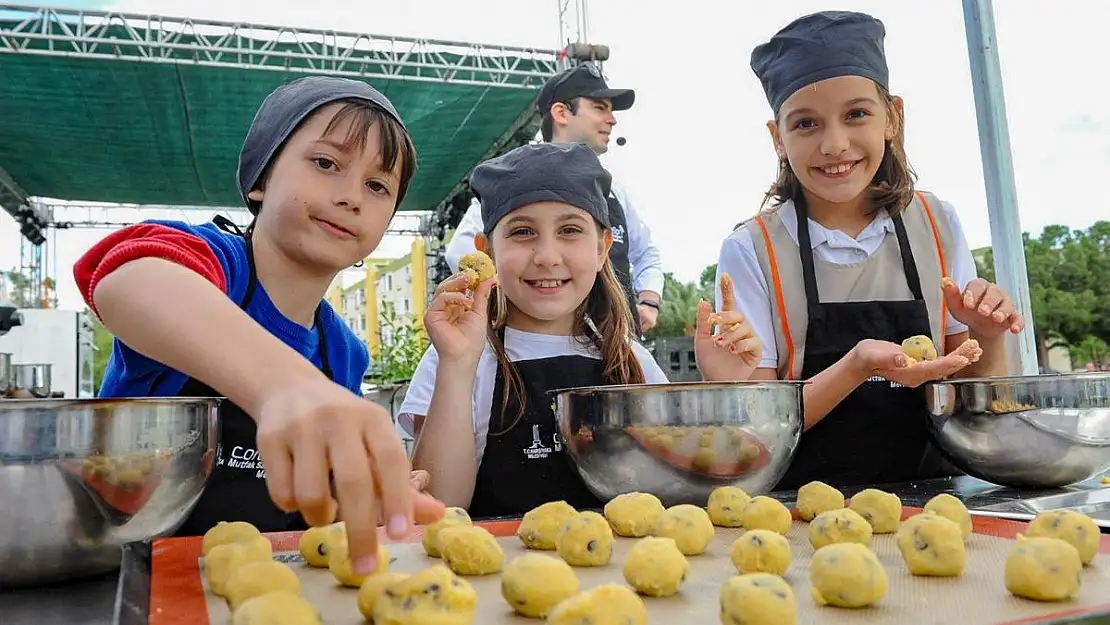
top-left (961, 0), bottom-right (1039, 375)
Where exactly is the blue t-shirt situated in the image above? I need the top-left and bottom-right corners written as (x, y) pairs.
top-left (96, 220), bottom-right (369, 398)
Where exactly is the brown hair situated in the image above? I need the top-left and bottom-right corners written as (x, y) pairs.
top-left (540, 98), bottom-right (582, 142)
top-left (485, 251), bottom-right (645, 435)
top-left (250, 99), bottom-right (418, 222)
top-left (761, 84), bottom-right (916, 217)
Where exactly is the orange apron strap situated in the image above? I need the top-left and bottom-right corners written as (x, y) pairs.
top-left (755, 216), bottom-right (796, 380)
top-left (915, 191), bottom-right (949, 336)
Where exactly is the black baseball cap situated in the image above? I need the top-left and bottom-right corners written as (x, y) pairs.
top-left (237, 76), bottom-right (407, 214)
top-left (470, 142), bottom-right (613, 236)
top-left (537, 62), bottom-right (635, 114)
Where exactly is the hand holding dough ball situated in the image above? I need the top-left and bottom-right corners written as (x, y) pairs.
top-left (556, 510), bottom-right (614, 567)
top-left (849, 488), bottom-right (902, 534)
top-left (371, 564), bottom-right (478, 625)
top-left (202, 521), bottom-right (261, 557)
top-left (729, 529), bottom-right (791, 576)
top-left (423, 507), bottom-right (473, 557)
top-left (922, 493), bottom-right (972, 540)
top-left (622, 536), bottom-right (690, 597)
top-left (652, 504), bottom-right (715, 556)
top-left (901, 335), bottom-right (938, 363)
top-left (458, 251), bottom-right (496, 288)
top-left (809, 542), bottom-right (888, 608)
top-left (298, 526), bottom-right (333, 568)
top-left (357, 572), bottom-right (410, 621)
top-left (1005, 536), bottom-right (1083, 602)
top-left (1025, 509), bottom-right (1100, 565)
top-left (604, 492), bottom-right (664, 537)
top-left (224, 561), bottom-right (301, 611)
top-left (437, 525), bottom-right (505, 575)
top-left (500, 553), bottom-right (580, 618)
top-left (809, 508), bottom-right (872, 550)
top-left (518, 500), bottom-right (577, 550)
top-left (896, 513), bottom-right (966, 577)
top-left (796, 481), bottom-right (845, 521)
top-left (707, 486), bottom-right (750, 527)
top-left (329, 534), bottom-right (389, 587)
top-left (719, 573), bottom-right (797, 625)
top-left (231, 591), bottom-right (321, 625)
top-left (546, 583), bottom-right (647, 625)
top-left (739, 496), bottom-right (792, 536)
top-left (204, 539), bottom-right (273, 597)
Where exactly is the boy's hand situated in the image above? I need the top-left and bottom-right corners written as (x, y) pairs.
top-left (255, 379), bottom-right (444, 574)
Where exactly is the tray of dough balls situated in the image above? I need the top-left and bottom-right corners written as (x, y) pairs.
top-left (147, 484), bottom-right (1110, 625)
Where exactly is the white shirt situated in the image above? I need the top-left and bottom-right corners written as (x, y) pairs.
top-left (715, 198), bottom-right (978, 370)
top-left (397, 327), bottom-right (669, 466)
top-left (443, 180), bottom-right (666, 298)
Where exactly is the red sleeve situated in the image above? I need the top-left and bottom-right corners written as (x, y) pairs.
top-left (73, 223), bottom-right (227, 317)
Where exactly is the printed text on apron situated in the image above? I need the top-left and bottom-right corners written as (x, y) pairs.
top-left (605, 193), bottom-right (640, 332)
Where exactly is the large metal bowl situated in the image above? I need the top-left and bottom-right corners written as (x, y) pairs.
top-left (0, 397), bottom-right (220, 587)
top-left (925, 373), bottom-right (1110, 489)
top-left (552, 380), bottom-right (804, 507)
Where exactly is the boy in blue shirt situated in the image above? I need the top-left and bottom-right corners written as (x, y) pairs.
top-left (74, 76), bottom-right (443, 574)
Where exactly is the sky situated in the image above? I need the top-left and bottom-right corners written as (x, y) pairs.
top-left (2, 0), bottom-right (1108, 312)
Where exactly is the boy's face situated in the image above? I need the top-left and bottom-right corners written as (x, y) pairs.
top-left (248, 102), bottom-right (402, 273)
top-left (481, 202), bottom-right (612, 334)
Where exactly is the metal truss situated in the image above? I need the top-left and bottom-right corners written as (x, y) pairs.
top-left (0, 4), bottom-right (561, 89)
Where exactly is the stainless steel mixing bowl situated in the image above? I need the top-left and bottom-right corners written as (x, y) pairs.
top-left (552, 380), bottom-right (804, 507)
top-left (0, 397), bottom-right (220, 587)
top-left (925, 373), bottom-right (1110, 488)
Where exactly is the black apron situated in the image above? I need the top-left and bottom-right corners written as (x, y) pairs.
top-left (171, 221), bottom-right (335, 536)
top-left (605, 193), bottom-right (641, 332)
top-left (774, 201), bottom-right (960, 491)
top-left (467, 331), bottom-right (606, 519)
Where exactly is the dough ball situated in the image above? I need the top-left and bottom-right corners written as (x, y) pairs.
top-left (231, 591), bottom-right (321, 625)
top-left (518, 500), bottom-right (577, 550)
top-left (422, 507), bottom-right (473, 558)
top-left (809, 542), bottom-right (889, 608)
top-left (896, 513), bottom-right (966, 577)
top-left (796, 481), bottom-right (845, 521)
top-left (357, 572), bottom-right (410, 621)
top-left (848, 489), bottom-right (902, 534)
top-left (224, 561), bottom-right (301, 611)
top-left (329, 534), bottom-right (389, 587)
top-left (729, 529), bottom-right (791, 576)
top-left (1025, 509), bottom-right (1100, 566)
top-left (204, 539), bottom-right (273, 597)
top-left (707, 486), bottom-right (751, 527)
top-left (371, 564), bottom-right (478, 625)
top-left (720, 573), bottom-right (797, 625)
top-left (1005, 536), bottom-right (1082, 602)
top-left (500, 553), bottom-right (580, 618)
top-left (740, 496), bottom-right (792, 536)
top-left (546, 583), bottom-right (647, 625)
top-left (298, 526), bottom-right (332, 568)
top-left (902, 335), bottom-right (938, 362)
top-left (604, 492), bottom-right (665, 537)
top-left (202, 521), bottom-right (261, 557)
top-left (809, 508), bottom-right (873, 550)
top-left (923, 494), bottom-right (973, 540)
top-left (437, 525), bottom-right (505, 575)
top-left (622, 536), bottom-right (690, 597)
top-left (556, 510), bottom-right (614, 567)
top-left (652, 504), bottom-right (715, 556)
top-left (459, 251), bottom-right (496, 286)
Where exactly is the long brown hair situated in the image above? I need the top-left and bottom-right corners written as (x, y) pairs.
top-left (761, 84), bottom-right (916, 217)
top-left (485, 251), bottom-right (645, 435)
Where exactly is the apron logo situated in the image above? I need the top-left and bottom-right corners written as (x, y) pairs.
top-left (524, 424), bottom-right (560, 459)
top-left (866, 374), bottom-right (906, 389)
top-left (610, 224), bottom-right (625, 244)
top-left (218, 445), bottom-right (268, 479)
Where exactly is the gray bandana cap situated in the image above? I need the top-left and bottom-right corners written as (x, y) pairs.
top-left (751, 10), bottom-right (889, 116)
top-left (470, 142), bottom-right (613, 236)
top-left (237, 75), bottom-right (407, 213)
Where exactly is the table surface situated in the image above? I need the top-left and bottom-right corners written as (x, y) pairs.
top-left (5, 475), bottom-right (1110, 625)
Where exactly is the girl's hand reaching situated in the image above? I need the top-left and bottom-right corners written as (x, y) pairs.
top-left (695, 272), bottom-right (763, 381)
top-left (423, 272), bottom-right (497, 366)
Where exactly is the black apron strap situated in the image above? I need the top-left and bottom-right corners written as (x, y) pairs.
top-left (891, 215), bottom-right (925, 301)
top-left (793, 197), bottom-right (822, 307)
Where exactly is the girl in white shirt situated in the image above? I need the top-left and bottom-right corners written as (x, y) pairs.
top-left (399, 142), bottom-right (757, 517)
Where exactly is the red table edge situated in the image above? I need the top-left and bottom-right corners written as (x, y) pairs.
top-left (148, 507), bottom-right (1110, 625)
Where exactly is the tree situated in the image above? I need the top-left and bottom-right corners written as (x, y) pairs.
top-left (2, 269), bottom-right (32, 308)
top-left (367, 302), bottom-right (429, 384)
top-left (88, 312), bottom-right (115, 391)
top-left (644, 266), bottom-right (719, 340)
